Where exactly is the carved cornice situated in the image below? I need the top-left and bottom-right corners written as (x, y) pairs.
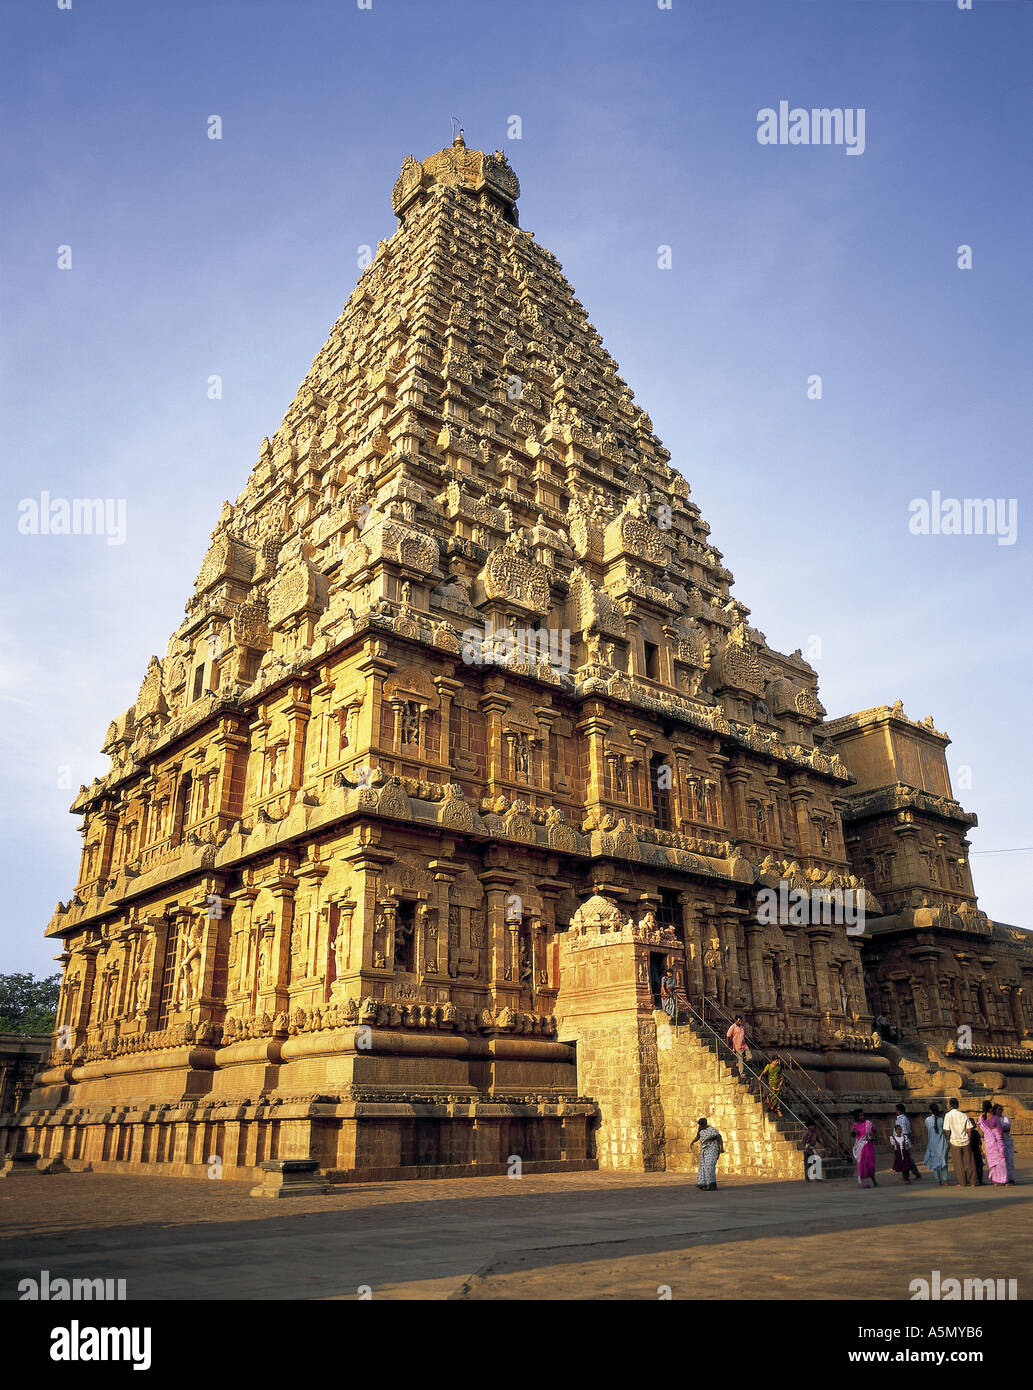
top-left (840, 782), bottom-right (976, 828)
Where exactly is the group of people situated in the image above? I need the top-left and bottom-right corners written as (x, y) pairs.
top-left (922, 1098), bottom-right (1016, 1188)
top-left (724, 1014), bottom-right (788, 1117)
top-left (848, 1099), bottom-right (1017, 1188)
top-left (667, 1003), bottom-right (1020, 1196)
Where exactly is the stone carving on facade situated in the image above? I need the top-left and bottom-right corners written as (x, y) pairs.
top-left (477, 532), bottom-right (550, 614)
top-left (174, 919), bottom-right (203, 1009)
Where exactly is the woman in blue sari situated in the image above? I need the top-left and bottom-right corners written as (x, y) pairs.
top-left (923, 1102), bottom-right (949, 1185)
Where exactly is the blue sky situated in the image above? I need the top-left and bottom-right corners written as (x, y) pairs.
top-left (2, 0), bottom-right (1030, 976)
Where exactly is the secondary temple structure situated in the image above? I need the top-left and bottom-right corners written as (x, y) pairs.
top-left (7, 137), bottom-right (1031, 1181)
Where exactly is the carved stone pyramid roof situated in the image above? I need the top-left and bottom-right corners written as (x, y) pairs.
top-left (84, 135), bottom-right (847, 805)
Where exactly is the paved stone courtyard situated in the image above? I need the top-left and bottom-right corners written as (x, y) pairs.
top-left (1, 1165), bottom-right (1030, 1300)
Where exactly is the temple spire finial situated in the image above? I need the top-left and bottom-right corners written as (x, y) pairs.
top-left (450, 115), bottom-right (465, 148)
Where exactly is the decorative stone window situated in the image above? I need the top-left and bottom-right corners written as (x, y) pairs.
top-left (191, 664), bottom-right (206, 702)
top-left (650, 752), bottom-right (673, 831)
top-left (156, 918), bottom-right (180, 1028)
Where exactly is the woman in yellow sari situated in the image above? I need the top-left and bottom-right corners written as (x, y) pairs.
top-left (758, 1056), bottom-right (784, 1117)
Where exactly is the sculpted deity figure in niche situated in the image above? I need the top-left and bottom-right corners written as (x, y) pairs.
top-left (400, 701), bottom-right (421, 747)
top-left (238, 927), bottom-right (254, 993)
top-left (518, 933), bottom-right (534, 988)
top-left (132, 935), bottom-right (154, 1015)
top-left (419, 904), bottom-right (438, 970)
top-left (175, 920), bottom-right (203, 1008)
top-left (394, 911), bottom-right (414, 973)
top-left (98, 960), bottom-right (120, 1022)
top-left (333, 915), bottom-right (348, 978)
top-left (609, 757), bottom-right (627, 798)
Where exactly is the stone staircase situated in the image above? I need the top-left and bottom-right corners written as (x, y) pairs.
top-left (652, 1010), bottom-right (852, 1180)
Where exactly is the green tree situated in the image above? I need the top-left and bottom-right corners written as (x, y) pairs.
top-left (0, 972), bottom-right (60, 1035)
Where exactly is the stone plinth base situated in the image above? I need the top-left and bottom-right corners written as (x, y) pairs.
top-left (36, 1154), bottom-right (68, 1174)
top-left (0, 1094), bottom-right (597, 1183)
top-left (249, 1158), bottom-right (331, 1198)
top-left (0, 1150), bottom-right (41, 1178)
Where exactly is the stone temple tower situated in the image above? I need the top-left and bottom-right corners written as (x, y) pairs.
top-left (9, 137), bottom-right (1031, 1182)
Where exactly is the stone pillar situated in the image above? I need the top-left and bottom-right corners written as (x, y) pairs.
top-left (789, 786), bottom-right (812, 858)
top-left (706, 751), bottom-right (730, 832)
top-left (482, 866), bottom-right (519, 1008)
top-left (96, 805), bottom-right (121, 882)
top-left (435, 675), bottom-right (462, 767)
top-left (845, 943), bottom-right (870, 1025)
top-left (478, 684), bottom-right (512, 798)
top-left (728, 769), bottom-right (750, 841)
top-left (808, 928), bottom-right (835, 1018)
top-left (211, 720), bottom-right (248, 828)
top-left (257, 864), bottom-right (298, 1017)
top-left (228, 885), bottom-right (259, 1006)
top-left (743, 922), bottom-right (774, 1016)
top-left (679, 893), bottom-right (704, 1001)
top-left (577, 710), bottom-right (614, 820)
top-left (720, 908), bottom-right (748, 1009)
top-left (534, 707), bottom-right (555, 792)
top-left (339, 846), bottom-right (391, 991)
top-left (72, 946), bottom-right (98, 1039)
top-left (294, 859), bottom-right (328, 984)
top-left (671, 744), bottom-right (693, 828)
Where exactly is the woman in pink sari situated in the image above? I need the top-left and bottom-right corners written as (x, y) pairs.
top-left (851, 1107), bottom-right (877, 1188)
top-left (978, 1101), bottom-right (1008, 1186)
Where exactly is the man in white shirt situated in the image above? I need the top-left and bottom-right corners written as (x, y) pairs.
top-left (943, 1098), bottom-right (976, 1186)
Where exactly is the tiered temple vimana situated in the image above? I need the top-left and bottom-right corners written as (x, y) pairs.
top-left (8, 137), bottom-right (1031, 1183)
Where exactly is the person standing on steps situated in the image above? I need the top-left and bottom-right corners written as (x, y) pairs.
top-left (726, 1014), bottom-right (749, 1080)
top-left (943, 1098), bottom-right (977, 1187)
top-left (924, 1102), bottom-right (950, 1185)
top-left (851, 1108), bottom-right (877, 1188)
top-left (691, 1116), bottom-right (724, 1191)
top-left (660, 968), bottom-right (678, 1024)
top-left (759, 1055), bottom-right (784, 1117)
top-left (895, 1103), bottom-right (922, 1181)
